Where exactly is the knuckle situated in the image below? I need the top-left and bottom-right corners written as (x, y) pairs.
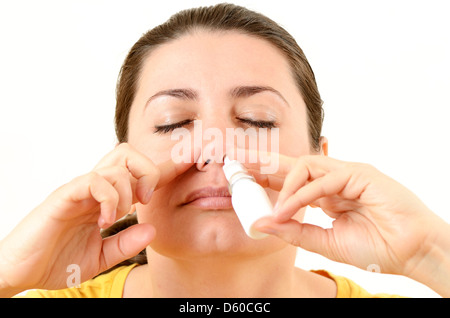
top-left (115, 165), bottom-right (131, 179)
top-left (293, 156), bottom-right (308, 171)
top-left (115, 142), bottom-right (134, 158)
top-left (295, 155), bottom-right (309, 165)
top-left (344, 161), bottom-right (365, 171)
top-left (116, 142), bottom-right (131, 151)
top-left (345, 161), bottom-right (377, 175)
top-left (287, 235), bottom-right (302, 247)
top-left (85, 171), bottom-right (101, 183)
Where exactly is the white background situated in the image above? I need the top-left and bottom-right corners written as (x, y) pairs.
top-left (0, 0), bottom-right (449, 297)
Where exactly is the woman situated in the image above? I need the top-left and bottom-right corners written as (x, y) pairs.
top-left (0, 3), bottom-right (449, 298)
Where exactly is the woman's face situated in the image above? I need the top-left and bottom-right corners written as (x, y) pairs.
top-left (128, 30), bottom-right (311, 259)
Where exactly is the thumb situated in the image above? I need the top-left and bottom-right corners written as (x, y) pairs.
top-left (254, 218), bottom-right (333, 257)
top-left (99, 223), bottom-right (155, 272)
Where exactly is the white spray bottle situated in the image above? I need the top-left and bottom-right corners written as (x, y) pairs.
top-left (222, 155), bottom-right (273, 239)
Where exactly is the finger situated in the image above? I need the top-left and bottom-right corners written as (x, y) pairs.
top-left (276, 169), bottom-right (349, 222)
top-left (153, 147), bottom-right (201, 190)
top-left (98, 223), bottom-right (155, 273)
top-left (128, 204), bottom-right (136, 215)
top-left (95, 166), bottom-right (134, 219)
top-left (58, 172), bottom-right (119, 229)
top-left (253, 217), bottom-right (334, 258)
top-left (84, 172), bottom-right (119, 229)
top-left (276, 156), bottom-right (343, 210)
top-left (95, 143), bottom-right (199, 204)
top-left (95, 143), bottom-right (160, 204)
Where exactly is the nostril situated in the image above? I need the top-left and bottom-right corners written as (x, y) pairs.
top-left (196, 158), bottom-right (211, 171)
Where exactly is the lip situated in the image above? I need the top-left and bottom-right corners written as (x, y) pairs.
top-left (182, 186), bottom-right (232, 210)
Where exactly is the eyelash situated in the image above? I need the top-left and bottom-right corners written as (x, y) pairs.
top-left (154, 119), bottom-right (193, 134)
top-left (153, 118), bottom-right (277, 134)
top-left (237, 118), bottom-right (277, 129)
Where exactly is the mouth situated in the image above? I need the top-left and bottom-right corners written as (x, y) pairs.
top-left (182, 186), bottom-right (233, 210)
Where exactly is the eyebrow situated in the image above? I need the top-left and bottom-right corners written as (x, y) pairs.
top-left (230, 85), bottom-right (289, 107)
top-left (145, 85), bottom-right (289, 108)
top-left (146, 88), bottom-right (198, 107)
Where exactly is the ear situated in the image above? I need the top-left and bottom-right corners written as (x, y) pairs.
top-left (319, 136), bottom-right (328, 156)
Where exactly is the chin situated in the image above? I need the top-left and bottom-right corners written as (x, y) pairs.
top-left (146, 211), bottom-right (286, 261)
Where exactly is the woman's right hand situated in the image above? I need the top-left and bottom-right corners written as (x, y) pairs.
top-left (0, 143), bottom-right (194, 297)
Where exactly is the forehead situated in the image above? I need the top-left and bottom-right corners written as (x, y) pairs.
top-left (136, 30), bottom-right (297, 97)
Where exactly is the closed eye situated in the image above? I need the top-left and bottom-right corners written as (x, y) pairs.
top-left (153, 119), bottom-right (194, 134)
top-left (153, 118), bottom-right (277, 134)
top-left (237, 118), bottom-right (277, 129)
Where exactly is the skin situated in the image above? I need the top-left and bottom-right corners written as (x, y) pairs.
top-left (0, 30), bottom-right (449, 298)
top-left (128, 30), bottom-right (309, 256)
top-left (125, 30), bottom-right (329, 297)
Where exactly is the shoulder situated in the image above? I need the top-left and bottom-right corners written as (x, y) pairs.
top-left (312, 270), bottom-right (405, 298)
top-left (18, 264), bottom-right (138, 298)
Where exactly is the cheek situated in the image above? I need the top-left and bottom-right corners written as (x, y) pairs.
top-left (128, 130), bottom-right (179, 165)
top-left (128, 121), bottom-right (195, 166)
top-left (136, 189), bottom-right (170, 225)
top-left (279, 134), bottom-right (310, 157)
top-left (127, 107), bottom-right (173, 164)
top-left (135, 182), bottom-right (183, 240)
top-left (278, 117), bottom-right (311, 157)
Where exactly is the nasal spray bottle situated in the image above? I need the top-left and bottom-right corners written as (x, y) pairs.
top-left (222, 155), bottom-right (273, 239)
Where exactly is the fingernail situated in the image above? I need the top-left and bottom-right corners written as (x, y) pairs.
top-left (273, 202), bottom-right (279, 213)
top-left (258, 226), bottom-right (279, 236)
top-left (128, 204), bottom-right (136, 215)
top-left (144, 188), bottom-right (154, 204)
top-left (98, 216), bottom-right (106, 229)
top-left (273, 202), bottom-right (285, 217)
top-left (253, 217), bottom-right (278, 236)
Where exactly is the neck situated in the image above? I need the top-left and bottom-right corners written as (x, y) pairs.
top-left (139, 246), bottom-right (300, 298)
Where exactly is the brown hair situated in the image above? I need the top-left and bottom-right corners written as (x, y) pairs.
top-left (115, 2), bottom-right (324, 151)
top-left (106, 3), bottom-right (324, 272)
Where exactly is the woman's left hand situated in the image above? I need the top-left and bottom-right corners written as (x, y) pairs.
top-left (249, 154), bottom-right (450, 296)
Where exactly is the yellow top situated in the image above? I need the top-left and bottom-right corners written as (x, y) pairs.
top-left (19, 264), bottom-right (402, 298)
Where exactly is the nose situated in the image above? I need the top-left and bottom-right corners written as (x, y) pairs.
top-left (196, 158), bottom-right (211, 171)
top-left (194, 119), bottom-right (229, 171)
top-left (195, 143), bottom-right (226, 171)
